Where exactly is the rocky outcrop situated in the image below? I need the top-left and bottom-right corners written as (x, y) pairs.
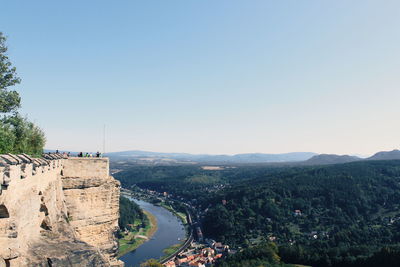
top-left (62, 158), bottom-right (121, 266)
top-left (28, 240), bottom-right (109, 266)
top-left (0, 154), bottom-right (123, 266)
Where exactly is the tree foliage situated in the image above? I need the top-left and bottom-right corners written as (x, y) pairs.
top-left (0, 32), bottom-right (45, 156)
top-left (0, 114), bottom-right (45, 156)
top-left (216, 242), bottom-right (294, 267)
top-left (140, 259), bottom-right (163, 267)
top-left (115, 160), bottom-right (400, 267)
top-left (118, 196), bottom-right (146, 231)
top-left (202, 160), bottom-right (400, 266)
top-left (0, 32), bottom-right (21, 113)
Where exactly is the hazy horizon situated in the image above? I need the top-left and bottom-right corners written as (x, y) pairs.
top-left (45, 147), bottom-right (377, 158)
top-left (2, 1), bottom-right (400, 155)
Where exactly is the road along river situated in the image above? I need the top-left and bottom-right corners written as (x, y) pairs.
top-left (119, 198), bottom-right (186, 267)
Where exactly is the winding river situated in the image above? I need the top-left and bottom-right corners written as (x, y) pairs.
top-left (120, 198), bottom-right (186, 267)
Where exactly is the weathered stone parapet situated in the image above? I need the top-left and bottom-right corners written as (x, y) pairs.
top-left (0, 154), bottom-right (123, 267)
top-left (0, 154), bottom-right (66, 266)
top-left (63, 157), bottom-right (109, 179)
top-left (0, 154), bottom-right (65, 195)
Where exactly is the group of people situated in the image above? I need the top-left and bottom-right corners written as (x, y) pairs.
top-left (53, 150), bottom-right (103, 158)
top-left (77, 151), bottom-right (102, 158)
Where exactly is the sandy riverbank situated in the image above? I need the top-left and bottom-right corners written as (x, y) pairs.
top-left (118, 209), bottom-right (158, 257)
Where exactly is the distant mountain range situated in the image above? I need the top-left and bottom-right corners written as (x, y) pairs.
top-left (301, 149), bottom-right (400, 165)
top-left (368, 149), bottom-right (400, 161)
top-left (45, 148), bottom-right (400, 166)
top-left (105, 150), bottom-right (317, 164)
top-left (304, 154), bottom-right (361, 165)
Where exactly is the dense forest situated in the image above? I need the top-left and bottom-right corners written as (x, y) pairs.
top-left (215, 242), bottom-right (295, 267)
top-left (114, 160), bottom-right (400, 267)
top-left (114, 165), bottom-right (288, 205)
top-left (202, 160), bottom-right (400, 266)
top-left (119, 196), bottom-right (146, 232)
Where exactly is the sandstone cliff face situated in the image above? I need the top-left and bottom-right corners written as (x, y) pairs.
top-left (0, 154), bottom-right (123, 267)
top-left (62, 158), bottom-right (121, 265)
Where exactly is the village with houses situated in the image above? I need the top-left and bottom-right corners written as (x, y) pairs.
top-left (163, 238), bottom-right (231, 267)
top-left (121, 188), bottom-right (234, 267)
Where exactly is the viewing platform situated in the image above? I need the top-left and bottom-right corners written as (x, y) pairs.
top-left (0, 154), bottom-right (110, 196)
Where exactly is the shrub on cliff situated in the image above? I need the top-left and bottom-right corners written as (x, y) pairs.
top-left (0, 32), bottom-right (45, 156)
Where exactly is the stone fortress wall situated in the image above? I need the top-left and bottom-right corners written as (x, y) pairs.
top-left (0, 154), bottom-right (123, 267)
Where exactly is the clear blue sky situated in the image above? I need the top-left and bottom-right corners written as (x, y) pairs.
top-left (1, 0), bottom-right (399, 155)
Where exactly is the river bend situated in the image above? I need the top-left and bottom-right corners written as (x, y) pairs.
top-left (120, 198), bottom-right (186, 267)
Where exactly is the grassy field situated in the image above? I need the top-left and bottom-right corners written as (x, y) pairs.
top-left (118, 210), bottom-right (158, 257)
top-left (158, 202), bottom-right (187, 224)
top-left (159, 242), bottom-right (184, 262)
top-left (162, 243), bottom-right (183, 255)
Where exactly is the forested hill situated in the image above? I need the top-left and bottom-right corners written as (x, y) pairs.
top-left (114, 165), bottom-right (291, 204)
top-left (203, 160), bottom-right (400, 267)
top-left (113, 160), bottom-right (400, 266)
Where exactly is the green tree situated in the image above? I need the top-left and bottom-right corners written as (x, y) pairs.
top-left (118, 196), bottom-right (146, 231)
top-left (0, 121), bottom-right (15, 152)
top-left (140, 259), bottom-right (163, 267)
top-left (0, 32), bottom-right (46, 156)
top-left (0, 114), bottom-right (45, 156)
top-left (0, 32), bottom-right (21, 113)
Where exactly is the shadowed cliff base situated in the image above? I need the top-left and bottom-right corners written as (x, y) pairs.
top-left (29, 240), bottom-right (109, 267)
